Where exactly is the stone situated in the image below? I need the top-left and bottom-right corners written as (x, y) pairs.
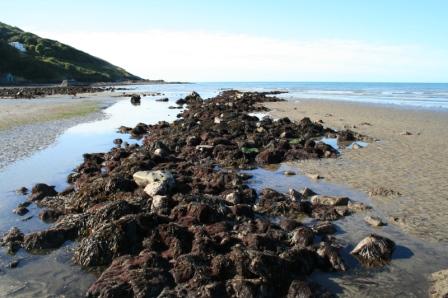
top-left (16, 187), bottom-right (28, 195)
top-left (39, 209), bottom-right (64, 223)
top-left (133, 171), bottom-right (175, 196)
top-left (28, 183), bottom-right (57, 202)
top-left (130, 94), bottom-right (141, 105)
top-left (288, 188), bottom-right (302, 202)
top-left (0, 227), bottom-right (24, 254)
top-left (351, 234), bottom-right (395, 267)
top-left (284, 170), bottom-right (296, 176)
top-left (310, 195), bottom-right (349, 206)
top-left (13, 206), bottom-right (29, 216)
top-left (364, 215), bottom-right (385, 227)
top-left (300, 187), bottom-right (317, 198)
top-left (151, 195), bottom-right (171, 211)
top-left (291, 227), bottom-right (314, 247)
top-left (312, 221), bottom-right (335, 235)
top-left (317, 242), bottom-right (347, 272)
top-left (156, 97), bottom-right (169, 102)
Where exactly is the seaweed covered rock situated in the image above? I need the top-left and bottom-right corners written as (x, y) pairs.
top-left (350, 234), bottom-right (395, 267)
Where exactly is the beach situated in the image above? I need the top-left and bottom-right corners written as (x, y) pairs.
top-left (0, 92), bottom-right (119, 169)
top-left (265, 99), bottom-right (448, 244)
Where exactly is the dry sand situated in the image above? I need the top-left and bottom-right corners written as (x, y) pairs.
top-left (265, 99), bottom-right (448, 244)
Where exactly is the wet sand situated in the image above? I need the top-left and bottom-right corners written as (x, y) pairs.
top-left (0, 92), bottom-right (119, 169)
top-left (265, 99), bottom-right (448, 244)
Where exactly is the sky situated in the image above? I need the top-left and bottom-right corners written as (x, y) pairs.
top-left (2, 0), bottom-right (448, 82)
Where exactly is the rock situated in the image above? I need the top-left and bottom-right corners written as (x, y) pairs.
top-left (23, 229), bottom-right (69, 251)
top-left (17, 201), bottom-right (31, 208)
top-left (429, 269), bottom-right (448, 298)
top-left (8, 259), bottom-right (20, 269)
top-left (13, 206), bottom-right (29, 216)
top-left (310, 195), bottom-right (349, 206)
top-left (28, 183), bottom-right (57, 202)
top-left (317, 242), bottom-right (347, 271)
top-left (300, 187), bottom-right (317, 198)
top-left (0, 227), bottom-right (24, 254)
top-left (350, 234), bottom-right (395, 267)
top-left (113, 138), bottom-right (123, 145)
top-left (400, 131), bottom-right (413, 135)
top-left (352, 143), bottom-right (363, 149)
top-left (288, 188), bottom-right (302, 202)
top-left (306, 173), bottom-right (322, 180)
top-left (133, 171), bottom-right (175, 196)
top-left (151, 195), bottom-right (171, 212)
top-left (291, 227), bottom-right (314, 247)
top-left (283, 170), bottom-right (296, 176)
top-left (39, 209), bottom-right (64, 223)
top-left (86, 250), bottom-right (174, 298)
top-left (312, 221), bottom-right (335, 235)
top-left (16, 187), bottom-right (28, 195)
top-left (214, 117), bottom-right (221, 124)
top-left (348, 200), bottom-right (371, 211)
top-left (156, 97), bottom-right (169, 102)
top-left (224, 192), bottom-right (240, 205)
top-left (130, 94), bottom-right (141, 105)
top-left (364, 215), bottom-right (385, 227)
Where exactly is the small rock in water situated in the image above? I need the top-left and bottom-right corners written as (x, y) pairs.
top-left (348, 200), bottom-right (371, 211)
top-left (288, 188), bottom-right (302, 202)
top-left (8, 260), bottom-right (20, 269)
top-left (113, 138), bottom-right (123, 145)
top-left (306, 173), bottom-right (322, 180)
top-left (13, 207), bottom-right (29, 216)
top-left (364, 215), bottom-right (386, 227)
top-left (400, 131), bottom-right (413, 135)
top-left (351, 234), bottom-right (395, 267)
top-left (351, 143), bottom-right (363, 149)
top-left (28, 183), bottom-right (57, 202)
top-left (130, 94), bottom-right (141, 105)
top-left (310, 195), bottom-right (349, 206)
top-left (16, 187), bottom-right (28, 195)
top-left (156, 97), bottom-right (169, 102)
top-left (283, 170), bottom-right (296, 176)
top-left (300, 187), bottom-right (317, 198)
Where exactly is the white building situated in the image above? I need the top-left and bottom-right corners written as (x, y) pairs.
top-left (9, 41), bottom-right (27, 53)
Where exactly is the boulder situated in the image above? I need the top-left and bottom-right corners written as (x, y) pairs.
top-left (133, 171), bottom-right (175, 196)
top-left (28, 183), bottom-right (57, 202)
top-left (350, 234), bottom-right (395, 267)
top-left (13, 206), bottom-right (29, 216)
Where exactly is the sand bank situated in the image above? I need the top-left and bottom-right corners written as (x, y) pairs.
top-left (265, 99), bottom-right (448, 243)
top-left (0, 92), bottom-right (119, 169)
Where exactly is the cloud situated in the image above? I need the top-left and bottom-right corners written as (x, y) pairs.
top-left (38, 29), bottom-right (446, 82)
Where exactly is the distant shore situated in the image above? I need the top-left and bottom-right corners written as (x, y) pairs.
top-left (265, 99), bottom-right (448, 243)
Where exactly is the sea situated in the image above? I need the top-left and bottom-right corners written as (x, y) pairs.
top-left (129, 82), bottom-right (448, 110)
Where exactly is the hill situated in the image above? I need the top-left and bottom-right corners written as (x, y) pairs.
top-left (0, 22), bottom-right (141, 84)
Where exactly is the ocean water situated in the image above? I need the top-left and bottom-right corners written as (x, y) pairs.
top-left (128, 82), bottom-right (448, 109)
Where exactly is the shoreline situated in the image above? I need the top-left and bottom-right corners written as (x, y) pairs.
top-left (0, 92), bottom-right (120, 169)
top-left (265, 98), bottom-right (448, 244)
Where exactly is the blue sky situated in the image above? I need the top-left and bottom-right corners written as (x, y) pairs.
top-left (2, 0), bottom-right (448, 82)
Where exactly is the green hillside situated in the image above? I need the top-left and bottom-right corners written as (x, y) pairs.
top-left (0, 22), bottom-right (140, 84)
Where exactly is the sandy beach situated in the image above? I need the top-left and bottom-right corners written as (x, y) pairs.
top-left (0, 92), bottom-right (119, 169)
top-left (265, 99), bottom-right (448, 244)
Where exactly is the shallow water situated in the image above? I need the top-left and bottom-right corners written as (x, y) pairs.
top-left (246, 164), bottom-right (448, 297)
top-left (0, 83), bottom-right (447, 297)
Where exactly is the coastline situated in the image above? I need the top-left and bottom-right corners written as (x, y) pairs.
top-left (0, 92), bottom-right (120, 169)
top-left (265, 99), bottom-right (448, 243)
